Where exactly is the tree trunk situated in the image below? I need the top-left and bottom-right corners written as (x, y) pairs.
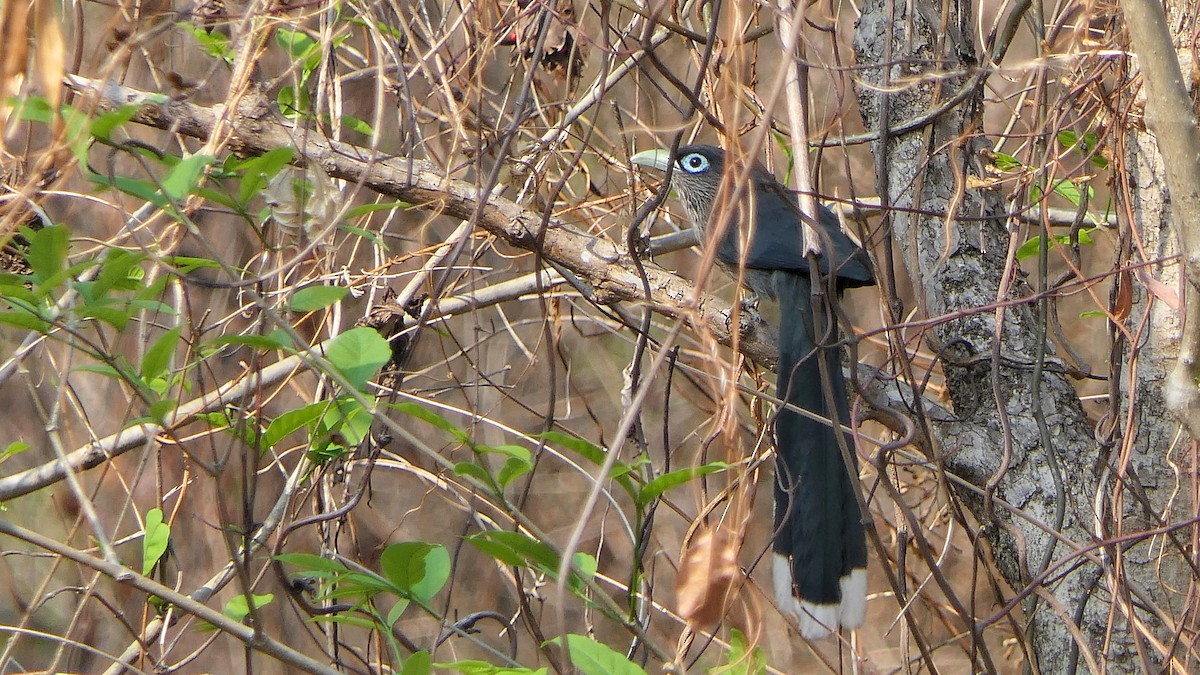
top-left (851, 0), bottom-right (1194, 669)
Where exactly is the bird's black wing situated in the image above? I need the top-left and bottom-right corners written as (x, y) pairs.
top-left (738, 177), bottom-right (874, 287)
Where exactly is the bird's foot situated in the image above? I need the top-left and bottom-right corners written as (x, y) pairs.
top-left (729, 297), bottom-right (762, 339)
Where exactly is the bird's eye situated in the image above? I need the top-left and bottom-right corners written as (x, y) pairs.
top-left (679, 153), bottom-right (710, 174)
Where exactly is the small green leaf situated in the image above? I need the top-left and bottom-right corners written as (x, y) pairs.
top-left (385, 598), bottom-right (412, 626)
top-left (90, 105), bottom-right (140, 140)
top-left (321, 396), bottom-right (375, 446)
top-left (312, 613), bottom-right (380, 629)
top-left (342, 201), bottom-right (409, 220)
top-left (26, 224), bottom-right (69, 284)
top-left (992, 152), bottom-right (1022, 170)
top-left (390, 402), bottom-right (469, 443)
top-left (148, 398), bottom-right (178, 423)
top-left (276, 28), bottom-right (317, 59)
top-left (89, 249), bottom-right (147, 299)
top-left (401, 651), bottom-right (433, 675)
top-left (639, 462), bottom-right (730, 506)
top-left (1050, 178), bottom-right (1083, 207)
top-left (454, 462), bottom-right (492, 484)
top-left (0, 440), bottom-right (31, 463)
top-left (433, 660), bottom-right (547, 675)
top-left (291, 285), bottom-right (349, 312)
top-left (323, 327), bottom-right (391, 390)
top-left (708, 628), bottom-right (767, 675)
top-left (380, 542), bottom-right (450, 602)
top-left (141, 508), bottom-right (171, 574)
top-left (278, 85), bottom-right (312, 118)
top-left (262, 403), bottom-right (325, 450)
top-left (0, 310), bottom-right (50, 332)
top-left (161, 154), bottom-right (215, 201)
top-left (178, 22), bottom-right (233, 62)
top-left (340, 114), bottom-right (374, 136)
top-left (88, 172), bottom-right (169, 208)
top-left (141, 326), bottom-right (183, 380)
top-left (538, 431), bottom-right (603, 464)
top-left (466, 531), bottom-right (590, 591)
top-left (1016, 235), bottom-right (1046, 261)
top-left (163, 255), bottom-right (224, 272)
top-left (204, 329), bottom-right (294, 353)
top-left (237, 147), bottom-right (295, 204)
top-left (1079, 309), bottom-right (1108, 319)
top-left (275, 552), bottom-right (352, 574)
top-left (554, 634), bottom-right (648, 675)
top-left (223, 593), bottom-right (274, 622)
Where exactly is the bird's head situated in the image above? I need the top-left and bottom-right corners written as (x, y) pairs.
top-left (631, 145), bottom-right (731, 229)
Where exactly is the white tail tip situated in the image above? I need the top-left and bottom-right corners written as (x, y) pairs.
top-left (772, 554), bottom-right (867, 640)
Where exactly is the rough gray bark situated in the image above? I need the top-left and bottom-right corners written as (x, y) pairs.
top-left (851, 0), bottom-right (1152, 671)
top-left (1117, 69), bottom-right (1199, 672)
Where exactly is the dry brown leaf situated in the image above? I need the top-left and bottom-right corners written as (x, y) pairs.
top-left (1112, 269), bottom-right (1133, 323)
top-left (675, 526), bottom-right (744, 628)
top-left (0, 0), bottom-right (31, 147)
top-left (33, 0), bottom-right (64, 116)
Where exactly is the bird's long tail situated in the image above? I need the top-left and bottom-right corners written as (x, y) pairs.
top-left (770, 271), bottom-right (868, 640)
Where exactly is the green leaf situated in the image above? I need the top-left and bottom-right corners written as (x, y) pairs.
top-left (537, 431), bottom-right (640, 498)
top-left (141, 327), bottom-right (183, 380)
top-left (89, 105), bottom-right (140, 140)
top-left (340, 114), bottom-right (374, 136)
top-left (453, 462), bottom-right (493, 484)
top-left (555, 634), bottom-right (648, 675)
top-left (638, 462), bottom-right (730, 506)
top-left (88, 171), bottom-right (169, 208)
top-left (380, 542), bottom-right (451, 602)
top-left (236, 147), bottom-right (295, 205)
top-left (0, 310), bottom-right (50, 332)
top-left (148, 398), bottom-right (177, 423)
top-left (13, 96), bottom-right (54, 123)
top-left (291, 285), bottom-right (349, 312)
top-left (432, 660), bottom-right (547, 675)
top-left (1016, 235), bottom-right (1046, 261)
top-left (312, 613), bottom-right (380, 629)
top-left (320, 396), bottom-right (375, 446)
top-left (78, 303), bottom-right (132, 330)
top-left (261, 403), bottom-right (325, 451)
top-left (466, 531), bottom-right (591, 591)
top-left (478, 444), bottom-right (533, 487)
top-left (141, 508), bottom-right (171, 575)
top-left (400, 651), bottom-right (433, 675)
top-left (178, 22), bottom-right (233, 62)
top-left (538, 431), bottom-right (603, 464)
top-left (1079, 309), bottom-right (1108, 319)
top-left (385, 597), bottom-right (412, 627)
top-left (161, 154), bottom-right (215, 201)
top-left (1049, 178), bottom-right (1083, 207)
top-left (992, 152), bottom-right (1022, 170)
top-left (163, 255), bottom-right (224, 273)
top-left (204, 329), bottom-right (294, 353)
top-left (89, 249), bottom-right (147, 299)
top-left (708, 628), bottom-right (767, 675)
top-left (275, 552), bottom-right (352, 574)
top-left (26, 224), bottom-right (69, 284)
top-left (342, 201), bottom-right (410, 220)
top-left (278, 85), bottom-right (312, 118)
top-left (323, 327), bottom-right (391, 390)
top-left (390, 402), bottom-right (469, 442)
top-left (276, 27), bottom-right (318, 59)
top-left (0, 440), bottom-right (31, 463)
top-left (223, 593), bottom-right (274, 622)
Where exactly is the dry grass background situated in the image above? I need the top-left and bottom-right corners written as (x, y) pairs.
top-left (0, 0), bottom-right (1143, 672)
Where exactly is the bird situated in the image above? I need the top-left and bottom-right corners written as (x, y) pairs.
top-left (631, 145), bottom-right (873, 640)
